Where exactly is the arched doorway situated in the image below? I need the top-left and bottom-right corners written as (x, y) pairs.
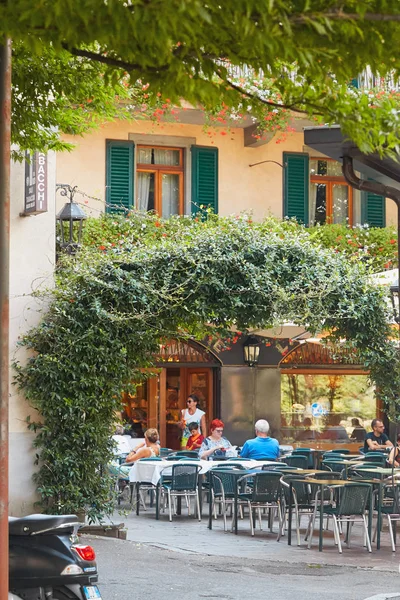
top-left (123, 340), bottom-right (221, 449)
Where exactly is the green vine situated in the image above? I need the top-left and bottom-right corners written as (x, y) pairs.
top-left (14, 213), bottom-right (400, 521)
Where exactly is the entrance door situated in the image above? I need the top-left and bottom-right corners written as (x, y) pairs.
top-left (164, 367), bottom-right (214, 450)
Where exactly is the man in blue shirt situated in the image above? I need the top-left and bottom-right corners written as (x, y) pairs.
top-left (240, 419), bottom-right (280, 460)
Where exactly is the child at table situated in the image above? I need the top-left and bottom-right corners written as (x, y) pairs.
top-left (186, 422), bottom-right (204, 451)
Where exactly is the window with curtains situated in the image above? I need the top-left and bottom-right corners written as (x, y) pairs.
top-left (309, 158), bottom-right (354, 226)
top-left (136, 145), bottom-right (184, 217)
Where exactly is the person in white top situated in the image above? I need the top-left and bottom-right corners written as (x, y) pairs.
top-left (179, 394), bottom-right (206, 449)
top-left (125, 428), bottom-right (160, 462)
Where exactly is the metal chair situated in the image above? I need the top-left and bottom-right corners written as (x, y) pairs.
top-left (363, 453), bottom-right (387, 466)
top-left (132, 457), bottom-right (162, 514)
top-left (279, 474), bottom-right (315, 545)
top-left (158, 463), bottom-right (202, 521)
top-left (292, 448), bottom-right (314, 468)
top-left (209, 468), bottom-right (246, 530)
top-left (170, 450), bottom-right (200, 458)
top-left (374, 482), bottom-right (400, 552)
top-left (283, 455), bottom-right (308, 469)
top-left (308, 483), bottom-right (372, 553)
top-left (262, 462), bottom-right (291, 471)
top-left (159, 447), bottom-right (173, 458)
top-left (321, 460), bottom-right (345, 476)
top-left (237, 472), bottom-right (282, 536)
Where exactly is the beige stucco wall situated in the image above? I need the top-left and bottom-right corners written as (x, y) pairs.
top-left (9, 152), bottom-right (56, 515)
top-left (57, 118), bottom-right (398, 226)
top-left (57, 119), bottom-right (305, 220)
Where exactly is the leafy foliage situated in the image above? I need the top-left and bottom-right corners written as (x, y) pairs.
top-left (4, 2), bottom-right (400, 155)
top-left (15, 213), bottom-right (400, 519)
top-left (307, 223), bottom-right (398, 271)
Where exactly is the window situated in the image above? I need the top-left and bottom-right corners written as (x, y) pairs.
top-left (106, 140), bottom-right (218, 217)
top-left (283, 152), bottom-right (386, 227)
top-left (136, 146), bottom-right (184, 217)
top-left (309, 159), bottom-right (353, 225)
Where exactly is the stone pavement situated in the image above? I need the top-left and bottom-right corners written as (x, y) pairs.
top-left (108, 500), bottom-right (400, 573)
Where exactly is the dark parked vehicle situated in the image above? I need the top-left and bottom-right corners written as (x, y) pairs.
top-left (9, 513), bottom-right (101, 600)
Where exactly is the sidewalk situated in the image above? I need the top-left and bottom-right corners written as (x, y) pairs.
top-left (109, 502), bottom-right (400, 572)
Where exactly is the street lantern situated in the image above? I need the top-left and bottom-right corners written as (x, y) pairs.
top-left (390, 280), bottom-right (399, 324)
top-left (56, 184), bottom-right (87, 254)
top-left (243, 335), bottom-right (261, 367)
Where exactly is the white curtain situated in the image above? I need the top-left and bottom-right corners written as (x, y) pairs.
top-left (153, 149), bottom-right (177, 166)
top-left (309, 182), bottom-right (317, 226)
top-left (161, 174), bottom-right (179, 218)
top-left (137, 172), bottom-right (151, 211)
top-left (332, 184), bottom-right (348, 224)
top-left (137, 148), bottom-right (152, 164)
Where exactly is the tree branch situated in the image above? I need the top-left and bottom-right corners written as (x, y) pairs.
top-left (62, 45), bottom-right (170, 73)
top-left (217, 72), bottom-right (325, 117)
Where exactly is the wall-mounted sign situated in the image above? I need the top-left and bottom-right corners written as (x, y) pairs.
top-left (23, 151), bottom-right (48, 214)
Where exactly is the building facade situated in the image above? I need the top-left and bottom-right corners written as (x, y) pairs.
top-left (54, 112), bottom-right (389, 454)
top-left (9, 151), bottom-right (56, 515)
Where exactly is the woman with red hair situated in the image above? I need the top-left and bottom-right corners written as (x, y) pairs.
top-left (199, 419), bottom-right (236, 460)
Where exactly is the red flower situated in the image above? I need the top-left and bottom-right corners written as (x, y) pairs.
top-left (99, 245), bottom-right (106, 250)
top-left (155, 221), bottom-right (161, 227)
top-left (390, 239), bottom-right (397, 244)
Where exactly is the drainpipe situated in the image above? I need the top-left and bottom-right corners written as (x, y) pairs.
top-left (0, 39), bottom-right (11, 599)
top-left (342, 155), bottom-right (400, 328)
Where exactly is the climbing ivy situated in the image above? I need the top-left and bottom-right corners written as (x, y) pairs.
top-left (15, 213), bottom-right (400, 520)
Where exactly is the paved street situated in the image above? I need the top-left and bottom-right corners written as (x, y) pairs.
top-left (89, 536), bottom-right (400, 600)
top-left (84, 502), bottom-right (400, 600)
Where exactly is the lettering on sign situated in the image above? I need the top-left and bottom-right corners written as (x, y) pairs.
top-left (23, 151), bottom-right (48, 214)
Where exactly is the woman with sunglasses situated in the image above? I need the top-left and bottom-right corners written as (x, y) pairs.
top-left (199, 419), bottom-right (236, 460)
top-left (179, 394), bottom-right (206, 449)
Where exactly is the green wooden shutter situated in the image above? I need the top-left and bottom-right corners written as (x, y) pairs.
top-left (191, 146), bottom-right (218, 215)
top-left (283, 152), bottom-right (309, 225)
top-left (361, 190), bottom-right (386, 227)
top-left (106, 140), bottom-right (134, 214)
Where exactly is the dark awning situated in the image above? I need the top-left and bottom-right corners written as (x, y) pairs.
top-left (304, 125), bottom-right (400, 191)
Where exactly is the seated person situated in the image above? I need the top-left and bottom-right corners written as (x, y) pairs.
top-left (350, 418), bottom-right (367, 442)
top-left (295, 417), bottom-right (319, 441)
top-left (125, 428), bottom-right (160, 463)
top-left (364, 418), bottom-right (393, 453)
top-left (388, 433), bottom-right (400, 467)
top-left (240, 419), bottom-right (280, 460)
top-left (186, 421), bottom-right (204, 451)
top-left (321, 414), bottom-right (349, 441)
top-left (199, 419), bottom-right (236, 460)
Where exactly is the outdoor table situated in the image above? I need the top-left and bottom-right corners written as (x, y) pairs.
top-left (288, 478), bottom-right (375, 552)
top-left (128, 458), bottom-right (279, 485)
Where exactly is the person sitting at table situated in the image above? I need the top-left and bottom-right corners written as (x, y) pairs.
top-left (186, 422), bottom-right (204, 451)
top-left (125, 428), bottom-right (160, 463)
top-left (295, 417), bottom-right (319, 441)
top-left (387, 433), bottom-right (400, 467)
top-left (321, 414), bottom-right (349, 441)
top-left (239, 419), bottom-right (280, 460)
top-left (350, 418), bottom-right (367, 442)
top-left (363, 418), bottom-right (393, 453)
top-left (199, 419), bottom-right (236, 460)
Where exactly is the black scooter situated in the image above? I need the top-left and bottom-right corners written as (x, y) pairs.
top-left (9, 513), bottom-right (101, 600)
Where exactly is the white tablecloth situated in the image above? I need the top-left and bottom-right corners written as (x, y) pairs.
top-left (128, 459), bottom-right (279, 485)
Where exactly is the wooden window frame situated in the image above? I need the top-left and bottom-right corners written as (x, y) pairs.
top-left (137, 145), bottom-right (184, 216)
top-left (310, 157), bottom-right (353, 225)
